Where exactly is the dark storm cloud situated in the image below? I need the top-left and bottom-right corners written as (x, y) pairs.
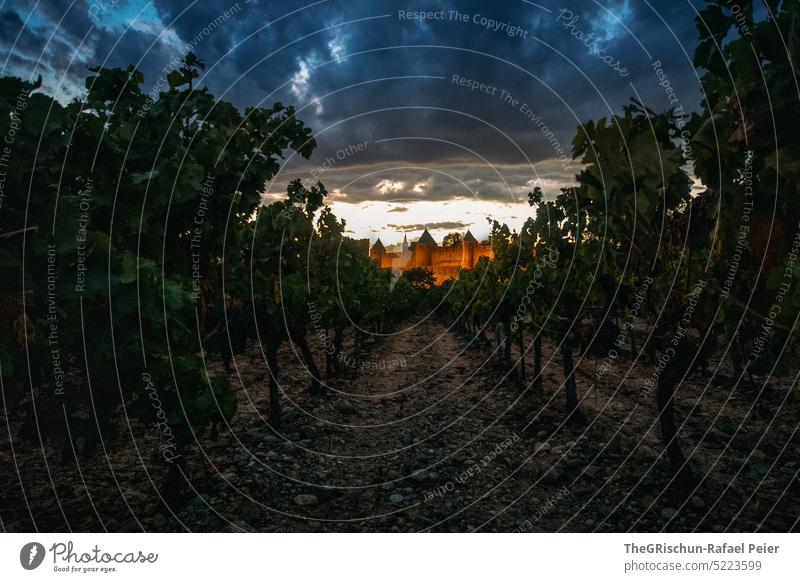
top-left (387, 221), bottom-right (469, 231)
top-left (278, 158), bottom-right (575, 204)
top-left (2, 0), bottom-right (709, 199)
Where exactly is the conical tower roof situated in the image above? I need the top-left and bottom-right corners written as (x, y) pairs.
top-left (371, 238), bottom-right (386, 253)
top-left (417, 229), bottom-right (436, 245)
top-left (463, 230), bottom-right (477, 242)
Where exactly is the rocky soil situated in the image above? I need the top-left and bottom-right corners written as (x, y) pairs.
top-left (1, 317), bottom-right (798, 532)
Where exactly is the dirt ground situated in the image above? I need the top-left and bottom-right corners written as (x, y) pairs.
top-left (1, 316), bottom-right (798, 532)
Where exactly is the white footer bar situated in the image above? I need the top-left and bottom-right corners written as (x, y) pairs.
top-left (1, 533), bottom-right (796, 581)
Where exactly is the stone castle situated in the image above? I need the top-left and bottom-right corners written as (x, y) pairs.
top-left (369, 229), bottom-right (493, 283)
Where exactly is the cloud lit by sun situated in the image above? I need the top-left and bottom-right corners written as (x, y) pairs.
top-left (376, 179), bottom-right (406, 194)
top-left (412, 177), bottom-right (433, 194)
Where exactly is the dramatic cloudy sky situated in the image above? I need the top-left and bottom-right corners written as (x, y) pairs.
top-left (2, 0), bottom-right (711, 243)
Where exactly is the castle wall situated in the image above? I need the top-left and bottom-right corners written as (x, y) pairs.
top-left (461, 241), bottom-right (475, 269)
top-left (370, 235), bottom-right (494, 285)
top-left (391, 252), bottom-right (411, 270)
top-left (380, 252), bottom-right (399, 269)
top-left (413, 243), bottom-right (434, 268)
top-left (429, 246), bottom-right (463, 283)
top-left (475, 242), bottom-right (493, 262)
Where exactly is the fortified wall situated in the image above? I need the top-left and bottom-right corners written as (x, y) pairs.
top-left (369, 229), bottom-right (493, 284)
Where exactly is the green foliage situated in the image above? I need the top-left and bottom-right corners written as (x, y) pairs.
top-left (1, 51), bottom-right (418, 469)
top-left (0, 53), bottom-right (318, 461)
top-left (434, 1), bottom-right (799, 446)
top-left (442, 232), bottom-right (463, 247)
top-left (403, 267), bottom-right (436, 291)
top-left (689, 0), bottom-right (800, 370)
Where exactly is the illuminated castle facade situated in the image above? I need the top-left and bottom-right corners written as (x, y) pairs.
top-left (369, 229), bottom-right (493, 284)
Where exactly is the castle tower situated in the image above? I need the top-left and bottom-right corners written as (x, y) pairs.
top-left (414, 229), bottom-right (436, 267)
top-left (370, 238), bottom-right (387, 267)
top-left (394, 232), bottom-right (411, 268)
top-left (462, 230), bottom-right (478, 269)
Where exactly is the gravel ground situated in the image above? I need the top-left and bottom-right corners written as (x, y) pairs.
top-left (2, 317), bottom-right (798, 532)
